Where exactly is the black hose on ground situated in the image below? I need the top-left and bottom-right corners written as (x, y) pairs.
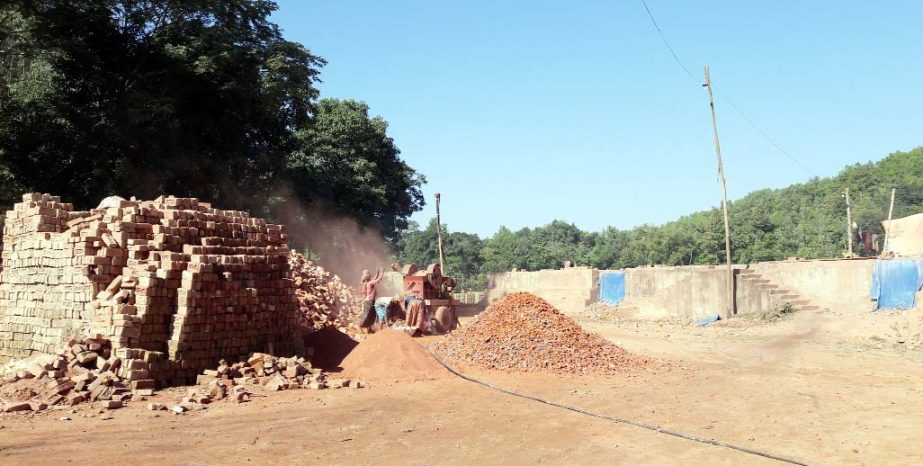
top-left (422, 347), bottom-right (811, 466)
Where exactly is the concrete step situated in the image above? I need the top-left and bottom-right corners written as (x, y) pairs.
top-left (737, 269), bottom-right (757, 275)
top-left (788, 299), bottom-right (810, 306)
top-left (745, 279), bottom-right (770, 285)
top-left (760, 284), bottom-right (783, 290)
top-left (773, 294), bottom-right (800, 300)
top-left (794, 304), bottom-right (821, 311)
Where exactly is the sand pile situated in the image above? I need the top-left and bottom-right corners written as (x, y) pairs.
top-left (339, 330), bottom-right (450, 382)
top-left (430, 292), bottom-right (649, 375)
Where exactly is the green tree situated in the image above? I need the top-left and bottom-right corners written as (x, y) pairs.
top-left (395, 219), bottom-right (485, 290)
top-left (0, 1), bottom-right (424, 247)
top-left (283, 98), bottom-right (424, 243)
top-left (1, 1), bottom-right (323, 213)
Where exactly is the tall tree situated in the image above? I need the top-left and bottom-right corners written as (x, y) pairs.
top-left (283, 98), bottom-right (424, 244)
top-left (395, 219), bottom-right (485, 290)
top-left (0, 1), bottom-right (425, 248)
top-left (1, 1), bottom-right (324, 213)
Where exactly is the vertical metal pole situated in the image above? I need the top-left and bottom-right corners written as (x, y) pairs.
top-left (883, 187), bottom-right (896, 253)
top-left (845, 188), bottom-right (853, 256)
top-left (704, 66), bottom-right (734, 319)
top-left (435, 192), bottom-right (447, 274)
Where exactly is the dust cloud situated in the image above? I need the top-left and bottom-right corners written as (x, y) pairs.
top-left (268, 189), bottom-right (395, 288)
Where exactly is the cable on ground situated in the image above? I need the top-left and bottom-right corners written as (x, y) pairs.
top-left (423, 347), bottom-right (811, 466)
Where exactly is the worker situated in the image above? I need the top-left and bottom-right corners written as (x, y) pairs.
top-left (358, 268), bottom-right (384, 332)
top-left (404, 294), bottom-right (427, 335)
top-left (373, 295), bottom-right (401, 330)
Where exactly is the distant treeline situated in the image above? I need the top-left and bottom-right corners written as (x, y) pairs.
top-left (396, 148), bottom-right (923, 290)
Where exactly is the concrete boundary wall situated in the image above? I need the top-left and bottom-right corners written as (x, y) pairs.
top-left (486, 258), bottom-right (878, 319)
top-left (622, 266), bottom-right (730, 320)
top-left (485, 268), bottom-right (598, 315)
top-left (749, 259), bottom-right (874, 308)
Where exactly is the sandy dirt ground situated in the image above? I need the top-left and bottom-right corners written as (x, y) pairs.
top-left (2, 306), bottom-right (923, 465)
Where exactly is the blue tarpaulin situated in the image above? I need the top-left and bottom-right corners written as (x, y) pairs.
top-left (697, 314), bottom-right (721, 326)
top-left (599, 271), bottom-right (626, 305)
top-left (871, 259), bottom-right (923, 310)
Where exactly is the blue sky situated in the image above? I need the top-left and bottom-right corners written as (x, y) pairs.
top-left (272, 1), bottom-right (923, 237)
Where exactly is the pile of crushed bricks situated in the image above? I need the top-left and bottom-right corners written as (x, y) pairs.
top-left (289, 251), bottom-right (361, 333)
top-left (430, 292), bottom-right (650, 375)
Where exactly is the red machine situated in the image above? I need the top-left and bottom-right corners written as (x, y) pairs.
top-left (401, 263), bottom-right (460, 334)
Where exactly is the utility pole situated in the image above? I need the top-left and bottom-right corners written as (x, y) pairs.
top-left (703, 66), bottom-right (734, 319)
top-left (883, 187), bottom-right (896, 253)
top-left (434, 192), bottom-right (447, 274)
top-left (845, 188), bottom-right (853, 256)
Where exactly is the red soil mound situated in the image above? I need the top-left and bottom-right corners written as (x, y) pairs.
top-left (338, 330), bottom-right (450, 382)
top-left (430, 292), bottom-right (649, 375)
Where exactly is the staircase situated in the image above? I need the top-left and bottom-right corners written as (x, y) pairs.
top-left (737, 269), bottom-right (821, 312)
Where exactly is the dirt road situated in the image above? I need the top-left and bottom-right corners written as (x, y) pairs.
top-left (2, 308), bottom-right (922, 465)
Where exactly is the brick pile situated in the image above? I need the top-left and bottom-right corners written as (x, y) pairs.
top-left (0, 194), bottom-right (97, 360)
top-left (0, 337), bottom-right (157, 413)
top-left (0, 193), bottom-right (301, 385)
top-left (164, 353), bottom-right (365, 412)
top-left (430, 292), bottom-right (650, 375)
top-left (289, 251), bottom-right (360, 333)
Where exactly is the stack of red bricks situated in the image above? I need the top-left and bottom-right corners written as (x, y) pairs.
top-left (0, 336), bottom-right (157, 412)
top-left (0, 194), bottom-right (111, 361)
top-left (0, 194), bottom-right (301, 386)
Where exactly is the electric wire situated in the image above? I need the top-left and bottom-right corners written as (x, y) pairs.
top-left (638, 0), bottom-right (815, 176)
top-left (423, 346), bottom-right (812, 466)
top-left (639, 0), bottom-right (696, 81)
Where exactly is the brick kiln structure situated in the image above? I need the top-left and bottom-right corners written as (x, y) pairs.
top-left (0, 193), bottom-right (301, 385)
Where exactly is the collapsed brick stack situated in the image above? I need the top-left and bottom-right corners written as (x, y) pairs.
top-left (289, 251), bottom-right (361, 333)
top-left (0, 337), bottom-right (157, 413)
top-left (430, 292), bottom-right (650, 375)
top-left (174, 353), bottom-right (364, 408)
top-left (0, 193), bottom-right (301, 385)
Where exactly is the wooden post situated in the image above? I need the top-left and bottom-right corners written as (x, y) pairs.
top-left (845, 188), bottom-right (853, 256)
top-left (434, 192), bottom-right (447, 274)
top-left (703, 66), bottom-right (734, 319)
top-left (883, 187), bottom-right (896, 253)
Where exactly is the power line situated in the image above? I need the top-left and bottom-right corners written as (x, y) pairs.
top-left (638, 0), bottom-right (815, 176)
top-left (639, 0), bottom-right (696, 82)
top-left (712, 89), bottom-right (815, 175)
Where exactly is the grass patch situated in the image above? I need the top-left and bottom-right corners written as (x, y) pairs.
top-left (762, 301), bottom-right (796, 322)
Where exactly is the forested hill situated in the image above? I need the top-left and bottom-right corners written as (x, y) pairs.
top-left (396, 147), bottom-right (923, 290)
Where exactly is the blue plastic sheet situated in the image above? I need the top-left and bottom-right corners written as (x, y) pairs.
top-left (599, 271), bottom-right (625, 305)
top-left (871, 259), bottom-right (923, 310)
top-left (697, 314), bottom-right (721, 326)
